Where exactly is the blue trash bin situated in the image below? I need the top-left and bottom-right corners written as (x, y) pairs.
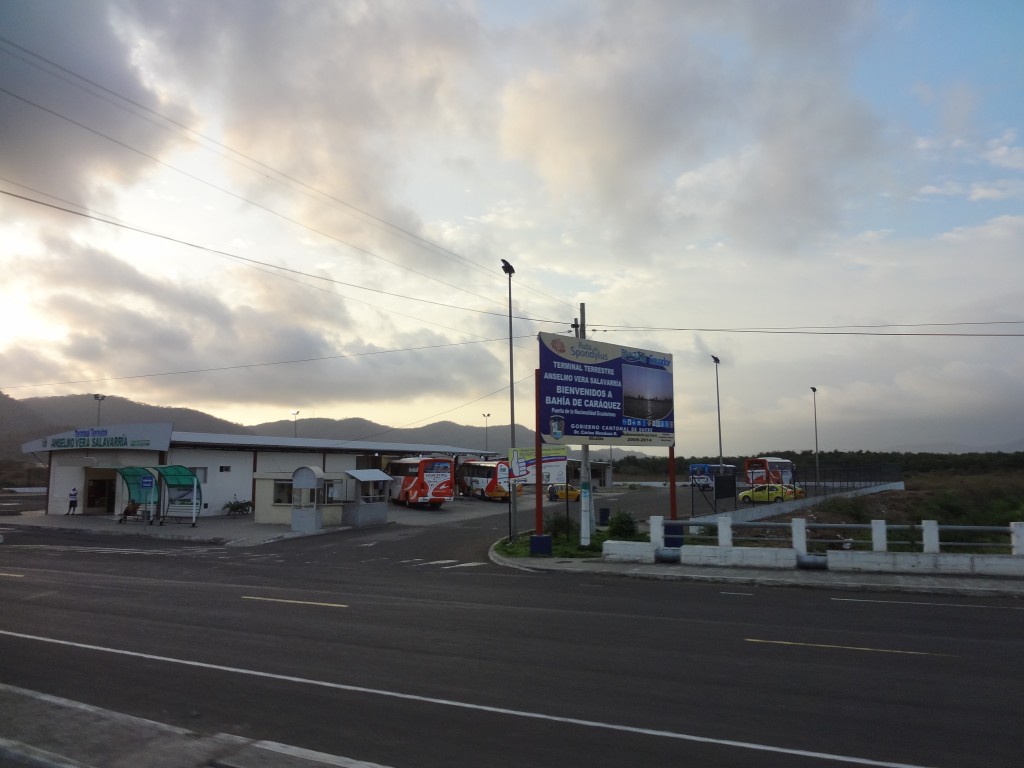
top-left (663, 520), bottom-right (685, 548)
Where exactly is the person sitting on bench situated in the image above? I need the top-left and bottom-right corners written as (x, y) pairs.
top-left (119, 499), bottom-right (140, 523)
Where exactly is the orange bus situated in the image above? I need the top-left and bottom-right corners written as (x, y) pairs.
top-left (744, 456), bottom-right (795, 485)
top-left (386, 456), bottom-right (455, 508)
top-left (458, 459), bottom-right (523, 501)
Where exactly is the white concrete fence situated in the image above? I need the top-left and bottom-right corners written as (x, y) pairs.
top-left (601, 515), bottom-right (1024, 576)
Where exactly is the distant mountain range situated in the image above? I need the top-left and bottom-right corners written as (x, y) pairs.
top-left (4, 392), bottom-right (1020, 462)
top-left (0, 393), bottom-right (531, 461)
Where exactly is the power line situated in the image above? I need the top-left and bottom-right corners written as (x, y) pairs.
top-left (0, 36), bottom-right (575, 310)
top-left (590, 322), bottom-right (1024, 338)
top-left (0, 335), bottom-right (538, 391)
top-left (0, 188), bottom-right (569, 327)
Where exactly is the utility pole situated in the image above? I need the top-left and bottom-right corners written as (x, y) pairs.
top-left (579, 303), bottom-right (593, 547)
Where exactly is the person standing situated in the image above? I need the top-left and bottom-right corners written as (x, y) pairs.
top-left (66, 487), bottom-right (78, 515)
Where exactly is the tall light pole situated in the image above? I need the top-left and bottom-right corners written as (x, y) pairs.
top-left (711, 356), bottom-right (722, 470)
top-left (500, 258), bottom-right (516, 542)
top-left (93, 393), bottom-right (105, 425)
top-left (482, 413), bottom-right (490, 451)
top-left (810, 387), bottom-right (819, 488)
top-left (291, 410), bottom-right (300, 438)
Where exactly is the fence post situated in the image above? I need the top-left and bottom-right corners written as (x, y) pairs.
top-left (717, 514), bottom-right (733, 547)
top-left (649, 515), bottom-right (664, 548)
top-left (922, 520), bottom-right (940, 554)
top-left (791, 518), bottom-right (807, 556)
top-left (1011, 522), bottom-right (1023, 556)
top-left (871, 519), bottom-right (888, 552)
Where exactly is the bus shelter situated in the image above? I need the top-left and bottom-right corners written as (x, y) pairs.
top-left (115, 465), bottom-right (202, 527)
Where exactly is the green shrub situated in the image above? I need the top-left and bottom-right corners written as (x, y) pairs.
top-left (607, 510), bottom-right (638, 539)
top-left (545, 513), bottom-right (579, 539)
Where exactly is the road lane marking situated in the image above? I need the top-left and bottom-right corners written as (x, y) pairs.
top-left (831, 597), bottom-right (1024, 610)
top-left (441, 562), bottom-right (487, 569)
top-left (414, 560), bottom-right (459, 567)
top-left (0, 628), bottom-right (940, 768)
top-left (746, 639), bottom-right (954, 657)
top-left (242, 596), bottom-right (348, 609)
top-left (720, 591), bottom-right (754, 596)
top-left (0, 572), bottom-right (25, 579)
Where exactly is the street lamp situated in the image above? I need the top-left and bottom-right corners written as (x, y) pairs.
top-left (93, 393), bottom-right (105, 425)
top-left (482, 413), bottom-right (490, 451)
top-left (711, 356), bottom-right (722, 470)
top-left (810, 387), bottom-right (819, 488)
top-left (500, 258), bottom-right (516, 542)
top-left (291, 410), bottom-right (300, 438)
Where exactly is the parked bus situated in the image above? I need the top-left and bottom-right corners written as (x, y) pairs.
top-left (744, 456), bottom-right (794, 485)
top-left (458, 459), bottom-right (523, 501)
top-left (688, 463), bottom-right (736, 489)
top-left (386, 456), bottom-right (455, 508)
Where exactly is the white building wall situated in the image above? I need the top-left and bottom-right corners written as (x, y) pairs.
top-left (252, 451), bottom-right (353, 525)
top-left (166, 448), bottom-right (253, 517)
top-left (49, 449), bottom-right (163, 516)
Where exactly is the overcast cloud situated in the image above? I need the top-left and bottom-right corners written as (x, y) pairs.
top-left (1, 0), bottom-right (1022, 456)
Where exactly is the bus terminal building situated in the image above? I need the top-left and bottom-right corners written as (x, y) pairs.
top-left (22, 423), bottom-right (482, 528)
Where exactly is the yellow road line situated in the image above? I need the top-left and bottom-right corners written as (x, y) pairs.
top-left (746, 638), bottom-right (954, 657)
top-left (242, 596), bottom-right (348, 609)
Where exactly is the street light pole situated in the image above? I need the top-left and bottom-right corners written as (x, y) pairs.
top-left (810, 387), bottom-right (819, 488)
top-left (93, 394), bottom-right (105, 425)
top-left (711, 356), bottom-right (722, 469)
top-left (291, 410), bottom-right (300, 438)
top-left (500, 259), bottom-right (516, 542)
top-left (482, 413), bottom-right (490, 451)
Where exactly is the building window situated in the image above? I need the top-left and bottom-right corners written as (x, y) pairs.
top-left (219, 466), bottom-right (231, 473)
top-left (188, 467), bottom-right (208, 483)
top-left (273, 481), bottom-right (293, 505)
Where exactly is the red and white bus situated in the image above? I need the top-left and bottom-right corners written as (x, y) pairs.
top-left (386, 456), bottom-right (455, 508)
top-left (457, 459), bottom-right (523, 501)
top-left (744, 456), bottom-right (795, 485)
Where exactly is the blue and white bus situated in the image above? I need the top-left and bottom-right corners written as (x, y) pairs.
top-left (689, 463), bottom-right (737, 489)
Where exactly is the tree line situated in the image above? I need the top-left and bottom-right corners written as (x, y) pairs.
top-left (613, 450), bottom-right (1024, 478)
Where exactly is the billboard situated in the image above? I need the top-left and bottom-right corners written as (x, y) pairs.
top-left (538, 332), bottom-right (674, 446)
top-left (508, 446), bottom-right (569, 484)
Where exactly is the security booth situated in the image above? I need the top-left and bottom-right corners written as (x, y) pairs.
top-left (341, 468), bottom-right (392, 527)
top-left (290, 465), bottom-right (324, 533)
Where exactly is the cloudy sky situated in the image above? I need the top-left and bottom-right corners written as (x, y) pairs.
top-left (1, 0), bottom-right (1022, 457)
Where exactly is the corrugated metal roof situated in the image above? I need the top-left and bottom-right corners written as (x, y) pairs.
top-left (344, 469), bottom-right (393, 482)
top-left (169, 431), bottom-right (482, 456)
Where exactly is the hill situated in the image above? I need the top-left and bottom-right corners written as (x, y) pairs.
top-left (0, 394), bottom-right (538, 461)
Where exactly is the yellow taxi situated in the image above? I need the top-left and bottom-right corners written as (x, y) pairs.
top-left (547, 483), bottom-right (582, 501)
top-left (738, 483), bottom-right (806, 503)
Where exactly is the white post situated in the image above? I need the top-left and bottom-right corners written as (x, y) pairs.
top-left (871, 519), bottom-right (888, 552)
top-left (1010, 522), bottom-right (1023, 556)
top-left (649, 515), bottom-right (665, 548)
top-left (717, 514), bottom-right (732, 547)
top-left (580, 445), bottom-right (592, 546)
top-left (791, 518), bottom-right (808, 556)
top-left (922, 520), bottom-right (940, 554)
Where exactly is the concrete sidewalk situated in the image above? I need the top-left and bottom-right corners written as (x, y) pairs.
top-left (0, 507), bottom-right (346, 547)
top-left (489, 549), bottom-right (1024, 598)
top-left (0, 682), bottom-right (387, 768)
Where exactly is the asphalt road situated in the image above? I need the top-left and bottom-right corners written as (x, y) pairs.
top-left (1, 505), bottom-right (1023, 767)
